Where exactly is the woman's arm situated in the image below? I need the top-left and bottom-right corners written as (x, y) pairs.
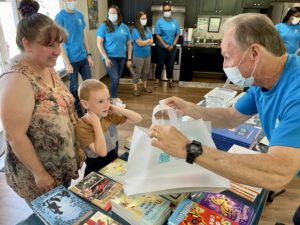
top-left (97, 37), bottom-right (112, 68)
top-left (0, 73), bottom-right (55, 193)
top-left (156, 34), bottom-right (168, 49)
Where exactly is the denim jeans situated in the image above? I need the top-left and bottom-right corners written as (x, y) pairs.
top-left (155, 45), bottom-right (177, 80)
top-left (104, 57), bottom-right (126, 98)
top-left (69, 58), bottom-right (92, 116)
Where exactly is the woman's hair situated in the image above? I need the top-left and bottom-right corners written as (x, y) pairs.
top-left (282, 7), bottom-right (300, 23)
top-left (135, 11), bottom-right (147, 39)
top-left (223, 13), bottom-right (286, 56)
top-left (78, 79), bottom-right (107, 101)
top-left (162, 1), bottom-right (171, 10)
top-left (18, 0), bottom-right (39, 17)
top-left (105, 5), bottom-right (123, 33)
top-left (16, 0), bottom-right (67, 51)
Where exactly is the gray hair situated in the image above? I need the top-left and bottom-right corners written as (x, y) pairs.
top-left (223, 13), bottom-right (286, 56)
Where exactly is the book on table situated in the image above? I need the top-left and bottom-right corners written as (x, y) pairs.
top-left (161, 193), bottom-right (189, 205)
top-left (83, 211), bottom-right (121, 225)
top-left (212, 123), bottom-right (261, 151)
top-left (69, 171), bottom-right (123, 211)
top-left (111, 189), bottom-right (171, 225)
top-left (168, 198), bottom-right (238, 225)
top-left (199, 192), bottom-right (255, 225)
top-left (228, 145), bottom-right (262, 202)
top-left (98, 158), bottom-right (127, 185)
top-left (31, 185), bottom-right (94, 225)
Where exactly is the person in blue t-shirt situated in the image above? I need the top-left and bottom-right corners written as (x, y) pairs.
top-left (275, 7), bottom-right (300, 54)
top-left (55, 0), bottom-right (93, 117)
top-left (154, 2), bottom-right (180, 88)
top-left (147, 13), bottom-right (300, 222)
top-left (131, 11), bottom-right (153, 96)
top-left (96, 5), bottom-right (132, 107)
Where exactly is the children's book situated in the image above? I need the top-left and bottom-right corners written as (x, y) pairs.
top-left (70, 172), bottom-right (123, 211)
top-left (98, 158), bottom-right (127, 184)
top-left (212, 123), bottom-right (261, 150)
top-left (168, 198), bottom-right (238, 225)
top-left (111, 189), bottom-right (171, 225)
top-left (31, 185), bottom-right (94, 225)
top-left (162, 193), bottom-right (189, 205)
top-left (199, 193), bottom-right (255, 225)
top-left (83, 211), bottom-right (121, 225)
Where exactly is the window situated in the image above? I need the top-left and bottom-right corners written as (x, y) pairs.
top-left (0, 0), bottom-right (65, 74)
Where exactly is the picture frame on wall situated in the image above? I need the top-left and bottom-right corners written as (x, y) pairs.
top-left (87, 0), bottom-right (98, 30)
top-left (208, 17), bottom-right (221, 33)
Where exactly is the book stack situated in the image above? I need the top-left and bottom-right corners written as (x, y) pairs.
top-left (111, 189), bottom-right (171, 225)
top-left (31, 185), bottom-right (94, 225)
top-left (98, 158), bottom-right (127, 184)
top-left (212, 123), bottom-right (261, 151)
top-left (70, 172), bottom-right (123, 211)
top-left (228, 145), bottom-right (262, 202)
top-left (199, 193), bottom-right (255, 225)
top-left (168, 198), bottom-right (238, 225)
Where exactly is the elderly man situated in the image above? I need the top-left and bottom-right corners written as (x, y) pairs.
top-left (149, 13), bottom-right (300, 222)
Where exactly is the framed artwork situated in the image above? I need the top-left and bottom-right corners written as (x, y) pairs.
top-left (87, 0), bottom-right (98, 30)
top-left (208, 17), bottom-right (221, 33)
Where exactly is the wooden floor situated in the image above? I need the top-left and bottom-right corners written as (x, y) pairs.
top-left (0, 77), bottom-right (299, 225)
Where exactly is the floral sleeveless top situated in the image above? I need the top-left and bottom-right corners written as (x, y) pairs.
top-left (0, 58), bottom-right (80, 201)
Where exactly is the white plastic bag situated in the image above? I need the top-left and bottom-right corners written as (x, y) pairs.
top-left (124, 104), bottom-right (230, 195)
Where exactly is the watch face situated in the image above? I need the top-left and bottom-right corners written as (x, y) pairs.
top-left (189, 144), bottom-right (200, 156)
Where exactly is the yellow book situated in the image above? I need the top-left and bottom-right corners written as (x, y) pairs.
top-left (98, 158), bottom-right (127, 185)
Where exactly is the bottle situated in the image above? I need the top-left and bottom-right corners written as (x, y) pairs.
top-left (203, 35), bottom-right (207, 43)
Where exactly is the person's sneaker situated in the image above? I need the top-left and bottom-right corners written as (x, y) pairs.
top-left (133, 90), bottom-right (140, 96)
top-left (143, 87), bottom-right (152, 93)
top-left (111, 98), bottom-right (126, 108)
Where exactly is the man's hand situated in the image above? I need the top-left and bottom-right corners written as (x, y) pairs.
top-left (148, 124), bottom-right (189, 159)
top-left (162, 96), bottom-right (192, 117)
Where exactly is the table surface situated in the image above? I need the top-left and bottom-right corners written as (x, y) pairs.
top-left (17, 152), bottom-right (268, 225)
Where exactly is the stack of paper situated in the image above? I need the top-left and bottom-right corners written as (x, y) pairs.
top-left (228, 145), bottom-right (262, 202)
top-left (212, 123), bottom-right (261, 151)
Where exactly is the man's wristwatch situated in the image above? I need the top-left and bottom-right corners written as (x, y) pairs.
top-left (87, 53), bottom-right (92, 57)
top-left (186, 140), bottom-right (203, 164)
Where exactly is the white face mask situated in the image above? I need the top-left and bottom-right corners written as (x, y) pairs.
top-left (223, 48), bottom-right (257, 87)
top-left (140, 19), bottom-right (147, 26)
top-left (66, 1), bottom-right (77, 11)
top-left (164, 11), bottom-right (171, 18)
top-left (291, 16), bottom-right (300, 25)
top-left (108, 13), bottom-right (118, 23)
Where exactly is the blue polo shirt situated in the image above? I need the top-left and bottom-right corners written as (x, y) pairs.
top-left (275, 23), bottom-right (300, 54)
top-left (235, 55), bottom-right (300, 178)
top-left (96, 23), bottom-right (131, 59)
top-left (132, 27), bottom-right (152, 58)
top-left (154, 17), bottom-right (180, 48)
top-left (55, 10), bottom-right (86, 63)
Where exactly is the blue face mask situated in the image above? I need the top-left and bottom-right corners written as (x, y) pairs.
top-left (66, 1), bottom-right (77, 11)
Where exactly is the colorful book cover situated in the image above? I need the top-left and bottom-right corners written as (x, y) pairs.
top-left (83, 211), bottom-right (121, 225)
top-left (98, 158), bottom-right (127, 184)
top-left (111, 189), bottom-right (171, 224)
top-left (212, 124), bottom-right (261, 148)
top-left (31, 185), bottom-right (94, 225)
top-left (168, 198), bottom-right (238, 225)
top-left (70, 172), bottom-right (123, 211)
top-left (199, 193), bottom-right (255, 225)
